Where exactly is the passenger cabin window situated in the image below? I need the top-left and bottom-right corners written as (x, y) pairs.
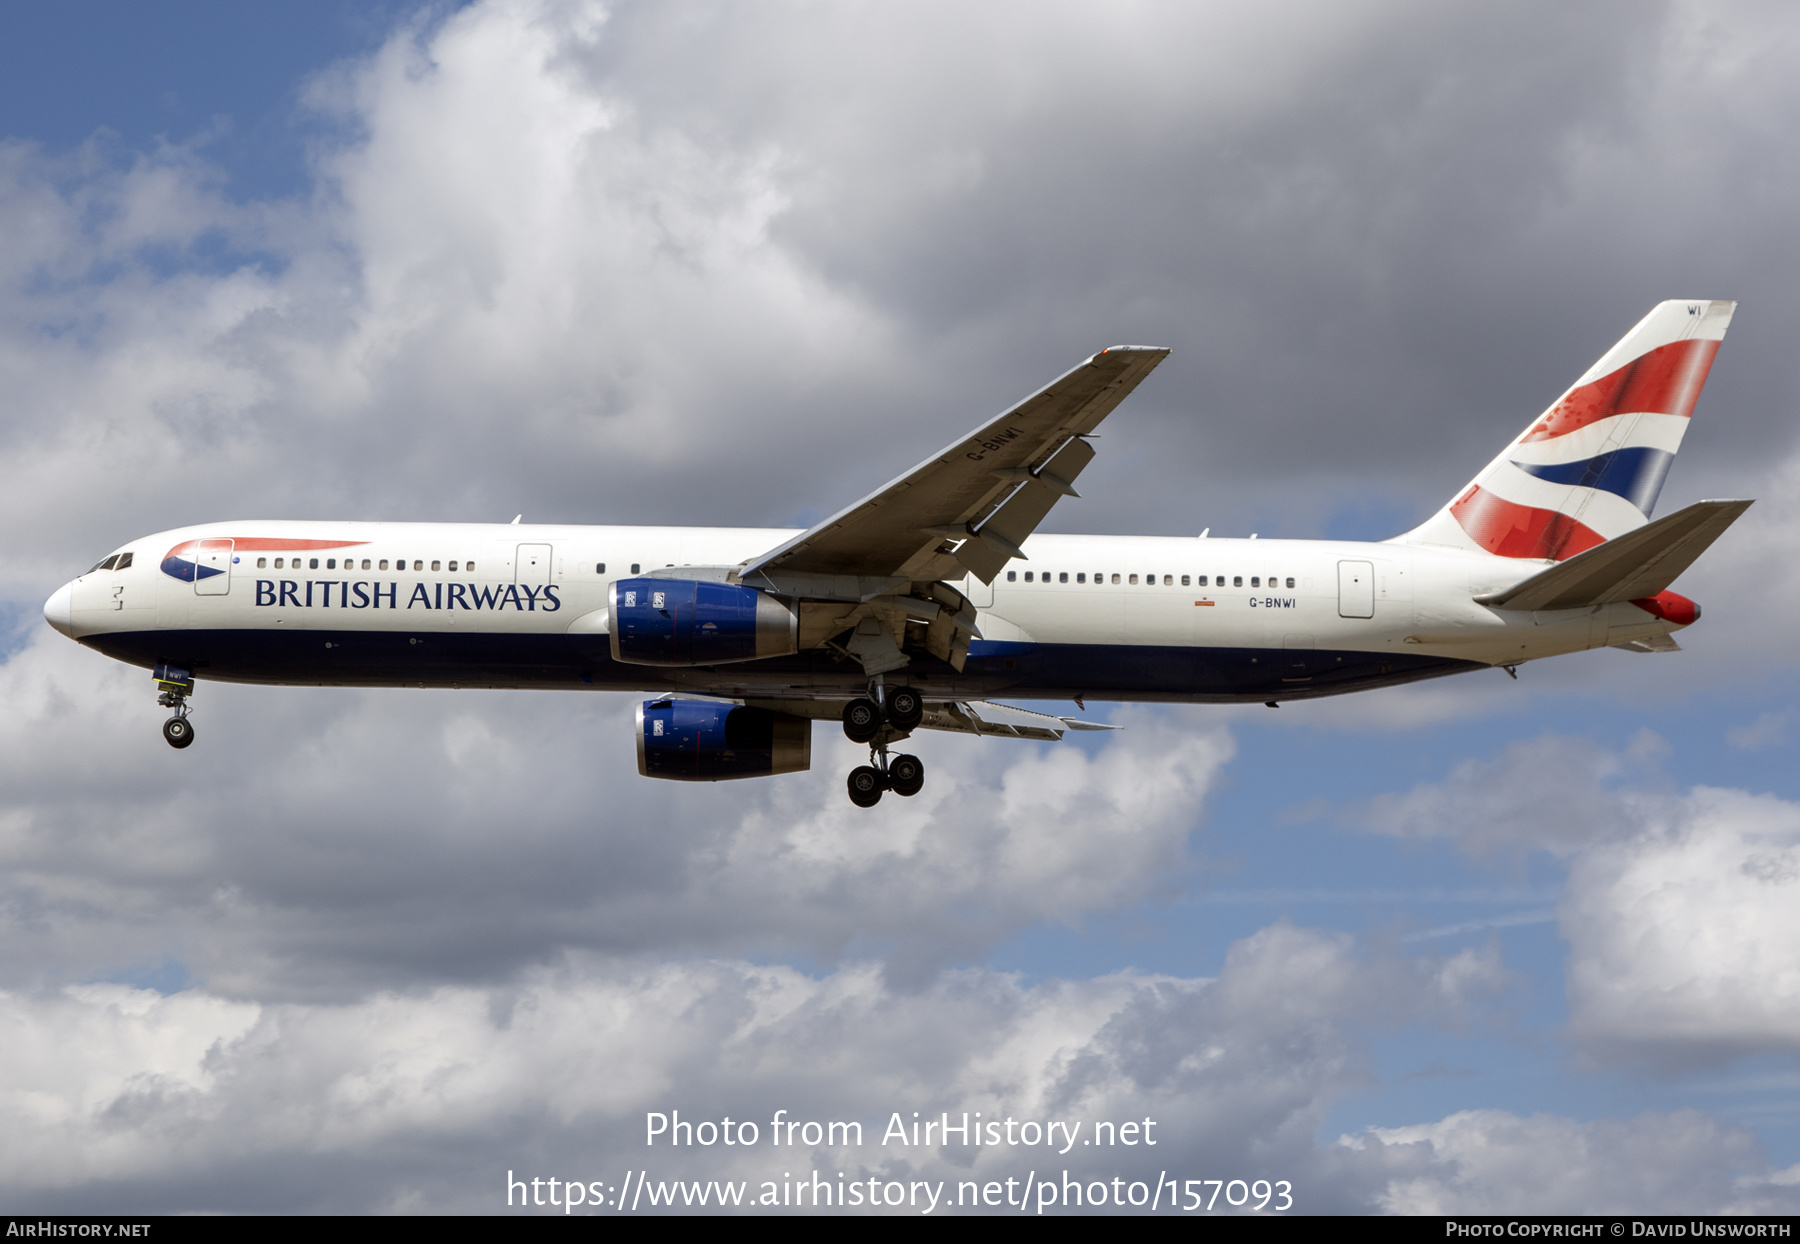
top-left (1077, 573), bottom-right (1086, 583)
top-left (363, 559), bottom-right (371, 570)
top-left (411, 560), bottom-right (421, 571)
top-left (631, 563), bottom-right (640, 574)
top-left (1059, 572), bottom-right (1068, 583)
top-left (1181, 575), bottom-right (1190, 586)
top-left (327, 559), bottom-right (336, 569)
top-left (1163, 575), bottom-right (1172, 586)
top-left (1024, 571), bottom-right (1033, 582)
top-left (467, 562), bottom-right (475, 572)
top-left (1233, 576), bottom-right (1243, 587)
top-left (1007, 571), bottom-right (1017, 582)
top-left (378, 559), bottom-right (389, 570)
top-left (309, 558), bottom-right (319, 570)
top-left (1128, 574), bottom-right (1138, 585)
top-left (1251, 576), bottom-right (1260, 587)
top-left (1111, 573), bottom-right (1120, 584)
top-left (257, 557), bottom-right (268, 569)
top-left (431, 560), bottom-right (442, 571)
top-left (1286, 577), bottom-right (1295, 588)
top-left (595, 562), bottom-right (606, 574)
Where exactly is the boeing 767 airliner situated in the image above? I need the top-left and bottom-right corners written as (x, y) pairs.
top-left (44, 300), bottom-right (1748, 805)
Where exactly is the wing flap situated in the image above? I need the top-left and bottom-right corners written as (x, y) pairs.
top-left (917, 700), bottom-right (1119, 741)
top-left (737, 696), bottom-right (1115, 740)
top-left (1475, 498), bottom-right (1752, 612)
top-left (951, 435), bottom-right (1099, 581)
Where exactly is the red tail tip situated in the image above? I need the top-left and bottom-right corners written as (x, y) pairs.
top-left (1631, 590), bottom-right (1700, 627)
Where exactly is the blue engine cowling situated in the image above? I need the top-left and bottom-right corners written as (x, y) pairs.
top-left (637, 699), bottom-right (812, 781)
top-left (610, 578), bottom-right (798, 666)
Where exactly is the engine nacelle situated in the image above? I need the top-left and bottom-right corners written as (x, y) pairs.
top-left (636, 699), bottom-right (812, 781)
top-left (609, 578), bottom-right (798, 666)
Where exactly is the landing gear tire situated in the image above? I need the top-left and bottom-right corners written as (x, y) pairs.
top-left (162, 716), bottom-right (195, 749)
top-left (888, 753), bottom-right (924, 797)
top-left (885, 687), bottom-right (924, 732)
top-left (847, 765), bottom-right (885, 808)
top-left (842, 698), bottom-right (882, 743)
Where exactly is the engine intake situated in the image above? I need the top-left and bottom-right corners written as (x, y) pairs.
top-left (637, 699), bottom-right (812, 781)
top-left (610, 578), bottom-right (798, 666)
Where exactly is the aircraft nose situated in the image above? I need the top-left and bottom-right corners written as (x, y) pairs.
top-left (43, 581), bottom-right (74, 638)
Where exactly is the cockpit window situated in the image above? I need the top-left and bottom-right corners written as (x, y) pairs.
top-left (89, 554), bottom-right (119, 573)
top-left (115, 552), bottom-right (133, 570)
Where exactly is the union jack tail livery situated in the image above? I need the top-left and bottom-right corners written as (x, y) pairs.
top-left (1397, 300), bottom-right (1735, 561)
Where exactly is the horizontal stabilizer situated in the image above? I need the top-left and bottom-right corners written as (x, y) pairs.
top-left (918, 700), bottom-right (1118, 741)
top-left (1476, 498), bottom-right (1752, 612)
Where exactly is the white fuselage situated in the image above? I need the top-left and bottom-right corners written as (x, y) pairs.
top-left (47, 520), bottom-right (1683, 705)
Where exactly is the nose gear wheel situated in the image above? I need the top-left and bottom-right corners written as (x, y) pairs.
top-left (162, 716), bottom-right (195, 749)
top-left (153, 664), bottom-right (196, 749)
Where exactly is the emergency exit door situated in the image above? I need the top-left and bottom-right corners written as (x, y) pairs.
top-left (193, 539), bottom-right (233, 596)
top-left (515, 544), bottom-right (553, 584)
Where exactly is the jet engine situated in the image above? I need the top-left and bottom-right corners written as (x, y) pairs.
top-left (636, 699), bottom-right (812, 781)
top-left (610, 578), bottom-right (798, 666)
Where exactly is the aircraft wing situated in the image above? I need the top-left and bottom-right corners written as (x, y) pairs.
top-left (916, 700), bottom-right (1119, 742)
top-left (744, 697), bottom-right (1116, 742)
top-left (740, 346), bottom-right (1169, 587)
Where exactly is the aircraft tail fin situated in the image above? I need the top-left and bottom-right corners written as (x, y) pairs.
top-left (1393, 300), bottom-right (1736, 560)
top-left (1474, 498), bottom-right (1751, 612)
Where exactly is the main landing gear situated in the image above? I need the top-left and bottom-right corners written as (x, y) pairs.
top-left (154, 664), bottom-right (195, 750)
top-left (842, 684), bottom-right (925, 808)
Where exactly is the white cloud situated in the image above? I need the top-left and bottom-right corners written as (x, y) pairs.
top-left (0, 923), bottom-right (1500, 1213)
top-left (1345, 730), bottom-right (1800, 1065)
top-left (1354, 1108), bottom-right (1793, 1215)
top-left (1564, 786), bottom-right (1800, 1063)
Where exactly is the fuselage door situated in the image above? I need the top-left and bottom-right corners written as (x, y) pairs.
top-left (193, 539), bottom-right (234, 596)
top-left (1337, 560), bottom-right (1374, 618)
top-left (515, 543), bottom-right (553, 585)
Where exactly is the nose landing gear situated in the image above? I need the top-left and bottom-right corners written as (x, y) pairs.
top-left (154, 664), bottom-right (196, 750)
top-left (841, 679), bottom-right (926, 807)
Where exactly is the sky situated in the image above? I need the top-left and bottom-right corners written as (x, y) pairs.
top-left (3, 0), bottom-right (1800, 1216)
